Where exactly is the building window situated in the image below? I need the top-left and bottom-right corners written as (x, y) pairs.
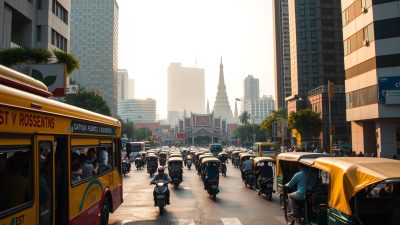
top-left (37, 0), bottom-right (42, 9)
top-left (36, 25), bottom-right (41, 42)
top-left (51, 29), bottom-right (68, 51)
top-left (346, 85), bottom-right (377, 109)
top-left (52, 0), bottom-right (68, 24)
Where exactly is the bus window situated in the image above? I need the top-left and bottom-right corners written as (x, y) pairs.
top-left (0, 144), bottom-right (33, 214)
top-left (70, 144), bottom-right (114, 185)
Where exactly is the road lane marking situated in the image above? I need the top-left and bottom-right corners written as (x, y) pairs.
top-left (221, 217), bottom-right (242, 225)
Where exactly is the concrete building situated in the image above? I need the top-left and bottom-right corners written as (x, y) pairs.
top-left (118, 98), bottom-right (156, 123)
top-left (213, 58), bottom-right (234, 122)
top-left (342, 0), bottom-right (400, 158)
top-left (273, 0), bottom-right (291, 110)
top-left (244, 75), bottom-right (259, 101)
top-left (250, 95), bottom-right (275, 125)
top-left (127, 78), bottom-right (134, 99)
top-left (0, 0), bottom-right (70, 51)
top-left (117, 69), bottom-right (128, 101)
top-left (285, 0), bottom-right (348, 149)
top-left (167, 63), bottom-right (205, 124)
top-left (70, 0), bottom-right (119, 116)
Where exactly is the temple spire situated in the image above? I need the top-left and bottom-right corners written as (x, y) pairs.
top-left (234, 100), bottom-right (238, 119)
top-left (213, 57), bottom-right (233, 122)
top-left (206, 100), bottom-right (210, 114)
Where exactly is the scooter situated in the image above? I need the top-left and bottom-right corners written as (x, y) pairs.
top-left (135, 157), bottom-right (144, 170)
top-left (205, 178), bottom-right (219, 201)
top-left (148, 164), bottom-right (157, 177)
top-left (187, 159), bottom-right (192, 170)
top-left (257, 177), bottom-right (274, 200)
top-left (170, 171), bottom-right (182, 187)
top-left (122, 157), bottom-right (131, 176)
top-left (153, 180), bottom-right (170, 214)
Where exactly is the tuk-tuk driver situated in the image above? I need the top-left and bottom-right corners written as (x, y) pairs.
top-left (284, 163), bottom-right (317, 216)
top-left (203, 163), bottom-right (219, 189)
top-left (256, 162), bottom-right (273, 189)
top-left (241, 157), bottom-right (253, 180)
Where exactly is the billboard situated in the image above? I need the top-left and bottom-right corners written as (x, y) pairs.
top-left (14, 64), bottom-right (67, 97)
top-left (378, 76), bottom-right (400, 104)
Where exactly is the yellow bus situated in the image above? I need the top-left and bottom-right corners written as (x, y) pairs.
top-left (0, 65), bottom-right (123, 225)
top-left (253, 142), bottom-right (277, 157)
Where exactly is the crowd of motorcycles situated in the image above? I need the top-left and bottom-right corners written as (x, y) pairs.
top-left (121, 146), bottom-right (275, 214)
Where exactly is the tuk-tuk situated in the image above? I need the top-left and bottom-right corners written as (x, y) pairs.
top-left (159, 151), bottom-right (167, 166)
top-left (146, 153), bottom-right (158, 177)
top-left (169, 153), bottom-right (182, 159)
top-left (167, 157), bottom-right (184, 187)
top-left (239, 153), bottom-right (254, 168)
top-left (276, 152), bottom-right (328, 195)
top-left (253, 157), bottom-right (275, 200)
top-left (231, 150), bottom-right (241, 168)
top-left (200, 157), bottom-right (221, 200)
top-left (297, 157), bottom-right (400, 225)
top-left (218, 152), bottom-right (228, 162)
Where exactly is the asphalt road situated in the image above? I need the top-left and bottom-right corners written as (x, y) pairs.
top-left (109, 162), bottom-right (285, 225)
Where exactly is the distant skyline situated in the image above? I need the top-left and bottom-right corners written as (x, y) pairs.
top-left (118, 0), bottom-right (274, 119)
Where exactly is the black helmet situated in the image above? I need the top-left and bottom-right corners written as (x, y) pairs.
top-left (158, 166), bottom-right (165, 172)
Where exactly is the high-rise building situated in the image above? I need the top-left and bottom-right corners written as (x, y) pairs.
top-left (167, 63), bottom-right (205, 124)
top-left (285, 0), bottom-right (348, 149)
top-left (273, 0), bottom-right (291, 110)
top-left (286, 0), bottom-right (345, 109)
top-left (128, 78), bottom-right (134, 99)
top-left (213, 58), bottom-right (234, 122)
top-left (342, 0), bottom-right (400, 158)
top-left (0, 0), bottom-right (70, 51)
top-left (117, 69), bottom-right (128, 101)
top-left (250, 95), bottom-right (275, 125)
top-left (70, 0), bottom-right (119, 116)
top-left (244, 75), bottom-right (259, 101)
top-left (118, 98), bottom-right (156, 123)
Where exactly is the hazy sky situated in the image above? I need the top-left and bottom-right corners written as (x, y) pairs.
top-left (118, 0), bottom-right (275, 120)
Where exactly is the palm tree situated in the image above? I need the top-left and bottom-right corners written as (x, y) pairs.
top-left (239, 111), bottom-right (252, 125)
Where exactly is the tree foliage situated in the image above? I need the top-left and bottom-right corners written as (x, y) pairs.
top-left (234, 124), bottom-right (266, 143)
top-left (0, 47), bottom-right (80, 74)
top-left (65, 90), bottom-right (111, 116)
top-left (260, 108), bottom-right (287, 134)
top-left (121, 120), bottom-right (134, 140)
top-left (239, 111), bottom-right (252, 125)
top-left (288, 109), bottom-right (322, 141)
top-left (135, 128), bottom-right (152, 141)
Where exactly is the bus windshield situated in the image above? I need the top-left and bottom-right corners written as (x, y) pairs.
top-left (210, 144), bottom-right (222, 156)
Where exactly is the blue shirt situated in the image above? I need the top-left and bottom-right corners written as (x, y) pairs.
top-left (242, 159), bottom-right (253, 171)
top-left (286, 170), bottom-right (307, 198)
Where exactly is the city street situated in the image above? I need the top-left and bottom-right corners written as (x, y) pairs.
top-left (109, 163), bottom-right (285, 225)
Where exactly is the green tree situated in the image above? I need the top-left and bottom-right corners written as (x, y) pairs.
top-left (288, 109), bottom-right (322, 145)
top-left (65, 90), bottom-right (111, 116)
top-left (260, 109), bottom-right (287, 132)
top-left (135, 128), bottom-right (152, 141)
top-left (239, 111), bottom-right (252, 125)
top-left (121, 120), bottom-right (134, 140)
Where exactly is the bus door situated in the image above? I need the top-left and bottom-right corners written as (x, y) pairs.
top-left (37, 136), bottom-right (55, 225)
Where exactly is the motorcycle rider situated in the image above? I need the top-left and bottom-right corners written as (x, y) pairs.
top-left (150, 166), bottom-right (171, 206)
top-left (241, 157), bottom-right (253, 181)
top-left (147, 157), bottom-right (158, 173)
top-left (203, 162), bottom-right (219, 189)
top-left (284, 163), bottom-right (317, 216)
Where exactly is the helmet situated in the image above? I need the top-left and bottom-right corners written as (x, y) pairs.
top-left (158, 166), bottom-right (165, 172)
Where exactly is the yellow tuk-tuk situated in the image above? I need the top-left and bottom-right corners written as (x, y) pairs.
top-left (239, 153), bottom-right (254, 169)
top-left (168, 157), bottom-right (184, 187)
top-left (276, 152), bottom-right (328, 195)
top-left (312, 157), bottom-right (400, 225)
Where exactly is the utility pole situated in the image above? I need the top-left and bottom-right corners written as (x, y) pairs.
top-left (328, 80), bottom-right (334, 156)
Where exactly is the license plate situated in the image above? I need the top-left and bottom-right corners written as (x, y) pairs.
top-left (211, 185), bottom-right (218, 189)
top-left (267, 183), bottom-right (273, 188)
top-left (157, 195), bottom-right (164, 199)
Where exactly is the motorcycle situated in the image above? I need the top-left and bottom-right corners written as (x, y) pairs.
top-left (153, 180), bottom-right (170, 214)
top-left (244, 170), bottom-right (255, 189)
top-left (122, 157), bottom-right (131, 176)
top-left (148, 164), bottom-right (157, 177)
top-left (220, 162), bottom-right (227, 177)
top-left (186, 159), bottom-right (192, 170)
top-left (257, 177), bottom-right (274, 200)
top-left (170, 171), bottom-right (182, 187)
top-left (135, 157), bottom-right (144, 170)
top-left (205, 178), bottom-right (219, 201)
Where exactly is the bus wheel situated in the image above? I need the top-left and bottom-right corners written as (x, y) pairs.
top-left (100, 198), bottom-right (110, 225)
